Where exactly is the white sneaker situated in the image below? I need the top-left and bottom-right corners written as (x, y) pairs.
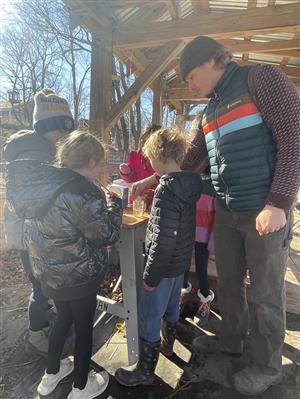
top-left (67, 370), bottom-right (109, 399)
top-left (37, 356), bottom-right (74, 396)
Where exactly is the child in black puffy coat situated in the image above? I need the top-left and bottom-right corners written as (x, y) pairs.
top-left (115, 127), bottom-right (202, 387)
top-left (7, 131), bottom-right (122, 399)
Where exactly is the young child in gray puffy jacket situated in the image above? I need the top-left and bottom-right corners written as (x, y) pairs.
top-left (6, 131), bottom-right (122, 399)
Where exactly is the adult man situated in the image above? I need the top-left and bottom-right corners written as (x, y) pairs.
top-left (132, 36), bottom-right (300, 395)
top-left (4, 89), bottom-right (74, 354)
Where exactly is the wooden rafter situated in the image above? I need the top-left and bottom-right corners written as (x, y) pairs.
top-left (237, 60), bottom-right (300, 77)
top-left (105, 42), bottom-right (185, 131)
top-left (113, 3), bottom-right (300, 48)
top-left (165, 0), bottom-right (178, 19)
top-left (220, 38), bottom-right (300, 53)
top-left (191, 0), bottom-right (209, 15)
top-left (247, 0), bottom-right (257, 8)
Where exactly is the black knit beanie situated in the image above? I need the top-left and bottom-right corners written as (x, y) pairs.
top-left (180, 36), bottom-right (223, 81)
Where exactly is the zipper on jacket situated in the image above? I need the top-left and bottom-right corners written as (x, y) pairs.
top-left (213, 94), bottom-right (231, 211)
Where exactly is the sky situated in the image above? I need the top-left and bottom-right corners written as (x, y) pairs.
top-left (0, 0), bottom-right (17, 31)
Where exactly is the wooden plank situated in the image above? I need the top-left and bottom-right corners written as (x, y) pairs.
top-left (113, 3), bottom-right (300, 48)
top-left (220, 38), bottom-right (300, 53)
top-left (90, 33), bottom-right (112, 144)
top-left (191, 0), bottom-right (209, 14)
top-left (264, 49), bottom-right (300, 58)
top-left (105, 42), bottom-right (185, 132)
top-left (165, 0), bottom-right (178, 19)
top-left (237, 60), bottom-right (300, 77)
top-left (166, 88), bottom-right (205, 101)
top-left (152, 79), bottom-right (162, 125)
top-left (247, 0), bottom-right (257, 8)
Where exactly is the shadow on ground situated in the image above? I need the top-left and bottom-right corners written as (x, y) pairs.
top-left (6, 309), bottom-right (298, 399)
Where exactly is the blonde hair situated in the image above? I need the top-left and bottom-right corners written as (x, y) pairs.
top-left (143, 127), bottom-right (190, 165)
top-left (138, 124), bottom-right (161, 150)
top-left (57, 130), bottom-right (105, 169)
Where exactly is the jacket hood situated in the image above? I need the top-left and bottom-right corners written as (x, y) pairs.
top-left (6, 159), bottom-right (83, 219)
top-left (160, 171), bottom-right (202, 204)
top-left (3, 130), bottom-right (56, 162)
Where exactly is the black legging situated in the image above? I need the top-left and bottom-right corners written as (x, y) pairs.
top-left (183, 242), bottom-right (210, 297)
top-left (47, 293), bottom-right (97, 389)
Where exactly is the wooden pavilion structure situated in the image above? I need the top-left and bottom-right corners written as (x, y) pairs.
top-left (63, 0), bottom-right (300, 144)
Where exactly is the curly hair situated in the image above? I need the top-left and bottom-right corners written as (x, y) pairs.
top-left (142, 127), bottom-right (190, 165)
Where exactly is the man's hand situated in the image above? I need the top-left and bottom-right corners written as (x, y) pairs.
top-left (132, 174), bottom-right (157, 199)
top-left (143, 281), bottom-right (155, 292)
top-left (119, 163), bottom-right (131, 175)
top-left (256, 205), bottom-right (286, 236)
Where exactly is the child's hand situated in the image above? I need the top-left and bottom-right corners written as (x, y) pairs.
top-left (119, 163), bottom-right (131, 175)
top-left (143, 282), bottom-right (155, 292)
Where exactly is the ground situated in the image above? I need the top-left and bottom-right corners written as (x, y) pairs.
top-left (1, 210), bottom-right (299, 399)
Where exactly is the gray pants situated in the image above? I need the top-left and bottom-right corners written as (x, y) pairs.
top-left (215, 206), bottom-right (292, 374)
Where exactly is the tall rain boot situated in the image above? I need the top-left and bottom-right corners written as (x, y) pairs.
top-left (160, 318), bottom-right (176, 358)
top-left (115, 338), bottom-right (160, 387)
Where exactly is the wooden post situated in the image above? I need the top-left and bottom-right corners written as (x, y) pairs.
top-left (175, 103), bottom-right (185, 129)
top-left (152, 80), bottom-right (162, 125)
top-left (90, 32), bottom-right (112, 145)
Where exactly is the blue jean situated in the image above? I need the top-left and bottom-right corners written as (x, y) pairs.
top-left (139, 275), bottom-right (184, 342)
top-left (20, 250), bottom-right (49, 331)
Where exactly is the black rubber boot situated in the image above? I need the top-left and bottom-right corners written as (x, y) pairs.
top-left (160, 318), bottom-right (176, 358)
top-left (115, 338), bottom-right (161, 387)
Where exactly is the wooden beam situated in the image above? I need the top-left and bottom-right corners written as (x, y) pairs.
top-left (105, 42), bottom-right (184, 132)
top-left (165, 0), bottom-right (178, 19)
top-left (152, 79), bottom-right (162, 125)
top-left (236, 60), bottom-right (300, 78)
top-left (247, 0), bottom-right (257, 8)
top-left (114, 3), bottom-right (300, 48)
top-left (220, 38), bottom-right (300, 53)
top-left (166, 88), bottom-right (205, 101)
top-left (261, 49), bottom-right (300, 58)
top-left (191, 0), bottom-right (209, 15)
top-left (90, 34), bottom-right (112, 144)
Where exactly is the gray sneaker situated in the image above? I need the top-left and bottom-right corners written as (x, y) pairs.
top-left (27, 326), bottom-right (50, 356)
top-left (233, 366), bottom-right (282, 395)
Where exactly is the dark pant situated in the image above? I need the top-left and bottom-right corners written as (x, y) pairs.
top-left (215, 206), bottom-right (292, 374)
top-left (183, 242), bottom-right (210, 297)
top-left (139, 275), bottom-right (184, 342)
top-left (19, 250), bottom-right (49, 331)
top-left (47, 293), bottom-right (97, 389)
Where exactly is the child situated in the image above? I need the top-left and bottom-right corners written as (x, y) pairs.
top-left (115, 128), bottom-right (202, 387)
top-left (6, 131), bottom-right (122, 399)
top-left (181, 166), bottom-right (216, 325)
top-left (119, 124), bottom-right (161, 208)
top-left (3, 89), bottom-right (75, 354)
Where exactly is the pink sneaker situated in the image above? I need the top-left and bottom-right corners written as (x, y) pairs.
top-left (195, 290), bottom-right (214, 326)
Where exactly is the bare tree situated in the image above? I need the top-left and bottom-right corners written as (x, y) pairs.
top-left (14, 0), bottom-right (92, 122)
top-left (0, 24), bottom-right (63, 126)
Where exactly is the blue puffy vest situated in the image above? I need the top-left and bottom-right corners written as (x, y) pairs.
top-left (202, 62), bottom-right (277, 211)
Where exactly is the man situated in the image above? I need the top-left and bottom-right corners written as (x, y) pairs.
top-left (4, 89), bottom-right (74, 354)
top-left (132, 36), bottom-right (300, 395)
